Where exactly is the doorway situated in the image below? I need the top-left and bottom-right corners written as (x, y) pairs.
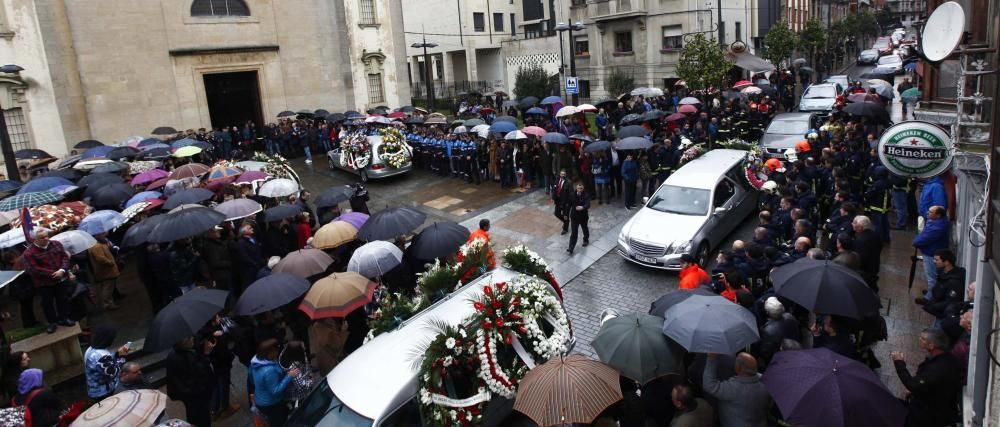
top-left (203, 71), bottom-right (264, 131)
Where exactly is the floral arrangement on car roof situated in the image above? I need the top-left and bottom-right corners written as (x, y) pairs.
top-left (251, 152), bottom-right (297, 181)
top-left (417, 323), bottom-right (488, 427)
top-left (377, 127), bottom-right (412, 169)
top-left (339, 132), bottom-right (372, 170)
top-left (365, 292), bottom-right (424, 343)
top-left (455, 237), bottom-right (494, 285)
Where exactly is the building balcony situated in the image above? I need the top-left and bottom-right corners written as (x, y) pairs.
top-left (582, 0), bottom-right (648, 22)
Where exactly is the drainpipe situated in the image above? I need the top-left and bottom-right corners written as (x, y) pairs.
top-left (457, 0), bottom-right (464, 46)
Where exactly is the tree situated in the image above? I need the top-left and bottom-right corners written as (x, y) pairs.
top-left (513, 64), bottom-right (553, 99)
top-left (676, 33), bottom-right (732, 91)
top-left (798, 19), bottom-right (826, 69)
top-left (763, 20), bottom-right (797, 68)
top-left (876, 6), bottom-right (895, 31)
top-left (854, 11), bottom-right (880, 46)
top-left (604, 69), bottom-right (635, 98)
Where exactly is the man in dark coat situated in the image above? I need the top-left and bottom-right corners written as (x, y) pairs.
top-left (236, 224), bottom-right (265, 291)
top-left (566, 183), bottom-right (591, 254)
top-left (891, 327), bottom-right (962, 427)
top-left (852, 215), bottom-right (883, 292)
top-left (202, 226), bottom-right (235, 291)
top-left (552, 169), bottom-right (572, 234)
top-left (165, 335), bottom-right (215, 427)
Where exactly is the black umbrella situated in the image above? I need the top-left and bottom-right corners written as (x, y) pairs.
top-left (583, 140), bottom-right (613, 153)
top-left (89, 183), bottom-right (135, 210)
top-left (234, 273), bottom-right (311, 316)
top-left (37, 169), bottom-right (82, 181)
top-left (770, 258), bottom-right (880, 319)
top-left (542, 132), bottom-right (570, 145)
top-left (14, 149), bottom-right (51, 160)
top-left (595, 98), bottom-right (618, 109)
top-left (264, 204), bottom-right (303, 222)
top-left (325, 113), bottom-right (346, 123)
top-left (138, 147), bottom-right (171, 159)
top-left (619, 114), bottom-right (642, 126)
top-left (314, 109), bottom-right (330, 117)
top-left (144, 288), bottom-right (228, 352)
top-left (409, 221), bottom-right (470, 259)
top-left (517, 96), bottom-right (540, 109)
top-left (79, 173), bottom-right (124, 191)
top-left (106, 146), bottom-right (140, 161)
top-left (147, 206), bottom-right (225, 243)
top-left (398, 106), bottom-right (416, 113)
top-left (617, 125), bottom-right (650, 138)
top-left (276, 110), bottom-right (295, 118)
top-left (358, 207), bottom-right (427, 241)
top-left (122, 214), bottom-right (169, 247)
top-left (91, 161), bottom-right (129, 175)
top-left (641, 110), bottom-right (666, 122)
top-left (649, 287), bottom-right (716, 317)
top-left (842, 102), bottom-right (890, 122)
top-left (345, 111), bottom-right (363, 119)
top-left (570, 134), bottom-right (594, 144)
top-left (403, 116), bottom-right (424, 125)
top-left (74, 140), bottom-right (104, 149)
top-left (151, 126), bottom-right (177, 135)
top-left (163, 188), bottom-right (214, 210)
top-left (494, 115), bottom-right (517, 123)
top-left (315, 186), bottom-right (354, 208)
top-left (616, 137), bottom-right (654, 151)
top-left (860, 69), bottom-right (895, 80)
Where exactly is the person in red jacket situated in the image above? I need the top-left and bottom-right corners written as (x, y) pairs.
top-left (678, 253), bottom-right (710, 290)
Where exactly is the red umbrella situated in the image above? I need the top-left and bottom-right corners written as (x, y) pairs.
top-left (143, 199), bottom-right (164, 211)
top-left (522, 126), bottom-right (548, 137)
top-left (733, 80), bottom-right (753, 89)
top-left (678, 104), bottom-right (698, 114)
top-left (666, 112), bottom-right (687, 122)
top-left (146, 178), bottom-right (169, 191)
top-left (387, 112), bottom-right (406, 119)
top-left (479, 107), bottom-right (495, 114)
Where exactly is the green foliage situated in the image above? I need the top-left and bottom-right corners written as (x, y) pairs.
top-left (604, 69), bottom-right (636, 97)
top-left (676, 33), bottom-right (732, 90)
top-left (514, 64), bottom-right (554, 100)
top-left (855, 11), bottom-right (880, 40)
top-left (763, 21), bottom-right (798, 68)
top-left (876, 6), bottom-right (895, 30)
top-left (798, 19), bottom-right (827, 66)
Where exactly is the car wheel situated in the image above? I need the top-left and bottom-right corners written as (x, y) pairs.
top-left (696, 242), bottom-right (711, 268)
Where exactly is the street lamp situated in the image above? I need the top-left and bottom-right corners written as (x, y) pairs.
top-left (0, 65), bottom-right (23, 181)
top-left (411, 38), bottom-right (438, 112)
top-left (555, 22), bottom-right (585, 105)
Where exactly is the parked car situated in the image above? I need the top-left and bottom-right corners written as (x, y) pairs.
top-left (798, 83), bottom-right (839, 113)
top-left (873, 37), bottom-right (894, 56)
top-left (760, 112), bottom-right (818, 159)
top-left (824, 75), bottom-right (850, 94)
top-left (617, 149), bottom-right (760, 269)
top-left (877, 54), bottom-right (904, 75)
top-left (285, 267), bottom-right (572, 426)
top-left (327, 134), bottom-right (413, 182)
top-left (857, 49), bottom-right (880, 65)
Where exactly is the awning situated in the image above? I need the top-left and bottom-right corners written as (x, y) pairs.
top-left (726, 50), bottom-right (776, 73)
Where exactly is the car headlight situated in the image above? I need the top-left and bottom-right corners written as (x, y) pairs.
top-left (671, 240), bottom-right (692, 254)
top-left (618, 233), bottom-right (628, 247)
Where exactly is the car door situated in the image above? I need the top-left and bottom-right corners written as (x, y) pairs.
top-left (708, 178), bottom-right (737, 244)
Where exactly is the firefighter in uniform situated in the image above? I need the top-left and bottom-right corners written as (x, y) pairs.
top-left (864, 165), bottom-right (891, 242)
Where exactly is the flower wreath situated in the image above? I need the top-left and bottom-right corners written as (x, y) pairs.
top-left (501, 245), bottom-right (562, 299)
top-left (418, 259), bottom-right (461, 304)
top-left (455, 238), bottom-right (495, 285)
top-left (378, 127), bottom-right (412, 169)
top-left (251, 152), bottom-right (297, 181)
top-left (366, 292), bottom-right (424, 342)
top-left (741, 146), bottom-right (767, 191)
top-left (418, 324), bottom-right (488, 426)
top-left (339, 133), bottom-right (372, 169)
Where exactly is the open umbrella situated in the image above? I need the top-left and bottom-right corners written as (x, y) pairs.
top-left (453, 126), bottom-right (468, 135)
top-left (488, 121), bottom-right (517, 134)
top-left (137, 147), bottom-right (171, 160)
top-left (901, 87), bottom-right (922, 99)
top-left (144, 288), bottom-right (228, 352)
top-left (258, 178), bottom-right (300, 198)
top-left (649, 287), bottom-right (716, 317)
top-left (263, 204), bottom-right (303, 223)
top-left (870, 84), bottom-right (895, 99)
top-left (761, 348), bottom-right (907, 427)
top-left (409, 221), bottom-right (469, 260)
top-left (315, 186), bottom-right (354, 208)
top-left (542, 132), bottom-right (570, 145)
top-left (332, 212), bottom-right (369, 230)
top-left (0, 191), bottom-right (62, 211)
top-left (18, 177), bottom-right (73, 194)
top-left (619, 124), bottom-right (652, 139)
top-left (619, 114), bottom-right (642, 126)
top-left (504, 130), bottom-right (528, 140)
top-left (866, 79), bottom-right (892, 88)
top-left (583, 140), bottom-right (613, 153)
top-left (592, 312), bottom-right (685, 384)
top-left (172, 146), bottom-right (202, 158)
top-left (640, 110), bottom-right (665, 122)
top-left (151, 126), bottom-right (178, 135)
top-left (79, 173), bottom-right (124, 191)
top-left (770, 258), bottom-right (879, 319)
top-left (358, 206), bottom-right (426, 241)
top-left (80, 146), bottom-right (115, 160)
top-left (74, 139), bottom-right (105, 149)
top-left (78, 210), bottom-right (127, 235)
top-left (615, 136), bottom-right (653, 151)
top-left (0, 181), bottom-right (21, 193)
top-left (842, 102), bottom-right (889, 122)
top-left (312, 221), bottom-right (358, 250)
top-left (846, 93), bottom-right (871, 103)
top-left (740, 86), bottom-right (763, 95)
top-left (298, 272), bottom-right (377, 319)
top-left (208, 164), bottom-right (242, 181)
top-left (168, 163), bottom-right (210, 180)
top-left (106, 146), bottom-right (140, 161)
top-left (799, 66), bottom-right (815, 74)
top-left (273, 249), bottom-right (335, 279)
top-left (0, 226), bottom-right (49, 249)
top-left (348, 241), bottom-right (403, 278)
top-left (661, 294), bottom-right (759, 354)
top-left (494, 115), bottom-right (517, 123)
top-left (517, 96), bottom-right (540, 109)
top-left (513, 355), bottom-right (622, 427)
top-left (234, 273), bottom-right (311, 316)
top-left (37, 169), bottom-right (81, 181)
top-left (576, 103), bottom-right (598, 113)
top-left (145, 178), bottom-right (169, 191)
top-left (463, 118), bottom-right (485, 127)
top-left (214, 198), bottom-right (262, 221)
top-left (120, 201), bottom-right (151, 221)
top-left (74, 389), bottom-right (168, 426)
top-left (540, 96), bottom-right (564, 105)
top-left (170, 138), bottom-right (199, 150)
top-left (732, 80), bottom-right (753, 89)
top-left (137, 138), bottom-right (162, 148)
top-left (521, 126), bottom-right (547, 138)
top-left (234, 170), bottom-right (269, 185)
top-left (14, 149), bottom-right (51, 160)
top-left (122, 214), bottom-right (168, 247)
top-left (555, 105), bottom-right (579, 117)
top-left (131, 169), bottom-right (168, 186)
top-left (11, 204), bottom-right (79, 233)
top-left (163, 188), bottom-right (214, 210)
top-left (525, 107), bottom-right (548, 116)
top-left (665, 112), bottom-right (687, 122)
top-left (146, 206), bottom-right (225, 243)
top-left (50, 230), bottom-right (97, 256)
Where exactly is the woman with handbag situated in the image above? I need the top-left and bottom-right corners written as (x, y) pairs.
top-left (250, 339), bottom-right (300, 426)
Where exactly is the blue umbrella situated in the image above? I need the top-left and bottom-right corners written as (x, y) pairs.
top-left (904, 62), bottom-right (917, 72)
top-left (137, 138), bottom-right (162, 148)
top-left (126, 191), bottom-right (162, 208)
top-left (0, 181), bottom-right (22, 193)
top-left (18, 177), bottom-right (72, 194)
top-left (170, 138), bottom-right (200, 149)
top-left (79, 210), bottom-right (127, 235)
top-left (489, 121), bottom-right (518, 134)
top-left (163, 188), bottom-right (214, 210)
top-left (48, 185), bottom-right (80, 196)
top-left (616, 136), bottom-right (654, 150)
top-left (617, 125), bottom-right (650, 138)
top-left (0, 191), bottom-right (62, 211)
top-left (80, 146), bottom-right (114, 160)
top-left (139, 142), bottom-right (170, 151)
top-left (526, 107), bottom-right (548, 115)
top-left (543, 132), bottom-right (570, 144)
top-left (540, 96), bottom-right (564, 105)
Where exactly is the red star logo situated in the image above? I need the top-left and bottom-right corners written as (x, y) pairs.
top-left (910, 139), bottom-right (920, 146)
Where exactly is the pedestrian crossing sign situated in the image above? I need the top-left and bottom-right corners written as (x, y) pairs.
top-left (566, 77), bottom-right (579, 95)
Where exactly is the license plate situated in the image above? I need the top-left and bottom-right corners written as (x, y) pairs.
top-left (634, 255), bottom-right (659, 264)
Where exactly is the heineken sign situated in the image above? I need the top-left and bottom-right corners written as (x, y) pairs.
top-left (877, 121), bottom-right (953, 179)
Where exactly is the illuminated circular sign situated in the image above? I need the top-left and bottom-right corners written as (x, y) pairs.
top-left (877, 121), bottom-right (953, 178)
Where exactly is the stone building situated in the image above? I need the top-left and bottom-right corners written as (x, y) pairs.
top-left (0, 0), bottom-right (410, 158)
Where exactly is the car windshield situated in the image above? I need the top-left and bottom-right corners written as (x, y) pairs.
top-left (878, 56), bottom-right (901, 65)
top-left (766, 119), bottom-right (810, 135)
top-left (803, 86), bottom-right (836, 99)
top-left (874, 41), bottom-right (888, 49)
top-left (286, 381), bottom-right (373, 427)
top-left (647, 185), bottom-right (710, 215)
top-left (862, 50), bottom-right (877, 56)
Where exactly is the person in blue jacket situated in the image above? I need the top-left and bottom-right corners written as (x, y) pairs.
top-left (621, 153), bottom-right (639, 209)
top-left (912, 205), bottom-right (951, 300)
top-left (919, 176), bottom-right (948, 220)
top-left (250, 339), bottom-right (300, 426)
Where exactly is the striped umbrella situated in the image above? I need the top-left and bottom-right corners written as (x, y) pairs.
top-left (208, 164), bottom-right (243, 181)
top-left (513, 355), bottom-right (623, 426)
top-left (298, 272), bottom-right (377, 320)
top-left (0, 191), bottom-right (61, 211)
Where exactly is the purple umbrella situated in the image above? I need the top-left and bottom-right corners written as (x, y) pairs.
top-left (761, 348), bottom-right (907, 427)
top-left (333, 212), bottom-right (369, 230)
top-left (665, 112), bottom-right (687, 122)
top-left (131, 169), bottom-right (169, 186)
top-left (235, 171), bottom-right (269, 184)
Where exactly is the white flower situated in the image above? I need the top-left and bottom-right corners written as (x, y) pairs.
top-left (443, 356), bottom-right (453, 367)
top-left (445, 337), bottom-right (456, 349)
top-left (459, 328), bottom-right (467, 338)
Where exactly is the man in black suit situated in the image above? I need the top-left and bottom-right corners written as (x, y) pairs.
top-left (567, 183), bottom-right (591, 254)
top-left (851, 215), bottom-right (883, 292)
top-left (552, 169), bottom-right (571, 234)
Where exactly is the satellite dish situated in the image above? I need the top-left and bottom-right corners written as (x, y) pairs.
top-left (921, 1), bottom-right (965, 62)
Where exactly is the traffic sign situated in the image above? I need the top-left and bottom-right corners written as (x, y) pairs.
top-left (566, 77), bottom-right (579, 95)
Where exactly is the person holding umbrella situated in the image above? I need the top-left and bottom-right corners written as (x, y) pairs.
top-left (87, 233), bottom-right (121, 311)
top-left (165, 335), bottom-right (216, 427)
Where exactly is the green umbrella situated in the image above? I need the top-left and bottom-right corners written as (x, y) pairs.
top-left (900, 87), bottom-right (922, 99)
top-left (591, 312), bottom-right (685, 385)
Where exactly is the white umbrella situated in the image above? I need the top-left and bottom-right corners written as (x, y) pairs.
top-left (215, 198), bottom-right (263, 221)
top-left (678, 97), bottom-right (702, 105)
top-left (476, 127), bottom-right (490, 139)
top-left (51, 230), bottom-right (97, 255)
top-left (0, 227), bottom-right (50, 249)
top-left (121, 202), bottom-right (150, 221)
top-left (577, 104), bottom-right (598, 113)
top-left (365, 116), bottom-right (392, 124)
top-left (235, 161), bottom-right (268, 171)
top-left (347, 241), bottom-right (403, 279)
top-left (741, 86), bottom-right (763, 94)
top-left (258, 178), bottom-right (300, 198)
top-left (453, 125), bottom-right (468, 135)
top-left (631, 87), bottom-right (664, 97)
top-left (504, 130), bottom-right (528, 140)
top-left (555, 105), bottom-right (579, 117)
top-left (73, 159), bottom-right (112, 170)
top-left (867, 79), bottom-right (892, 88)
